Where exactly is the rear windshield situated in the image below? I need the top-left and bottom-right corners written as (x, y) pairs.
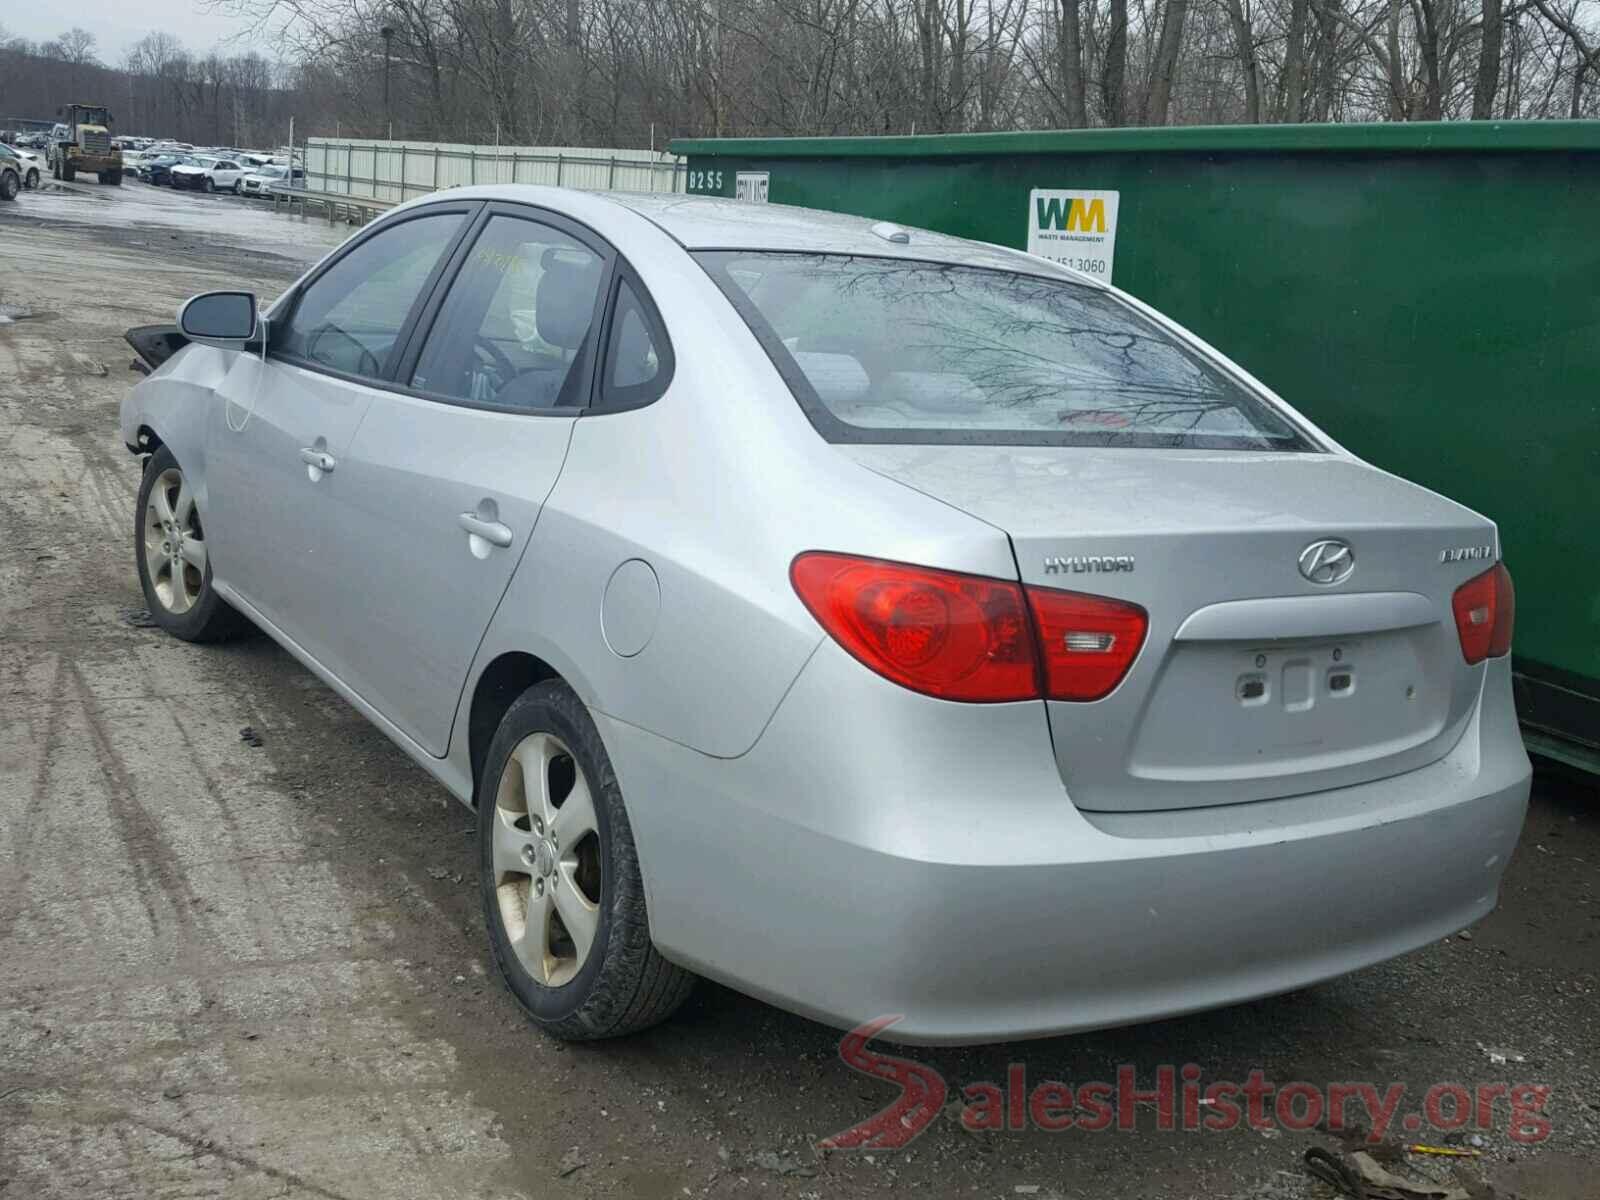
top-left (696, 251), bottom-right (1313, 451)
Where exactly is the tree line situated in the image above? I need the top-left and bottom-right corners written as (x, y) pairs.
top-left (0, 26), bottom-right (316, 146)
top-left (3, 0), bottom-right (1596, 152)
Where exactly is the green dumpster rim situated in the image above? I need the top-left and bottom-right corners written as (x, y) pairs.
top-left (672, 120), bottom-right (1600, 160)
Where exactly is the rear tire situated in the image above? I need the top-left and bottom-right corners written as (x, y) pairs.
top-left (103, 169), bottom-right (121, 186)
top-left (61, 162), bottom-right (75, 182)
top-left (134, 446), bottom-right (250, 643)
top-left (479, 681), bottom-right (695, 1040)
top-left (24, 168), bottom-right (39, 188)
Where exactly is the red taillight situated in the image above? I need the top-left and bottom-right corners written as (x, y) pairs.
top-left (1027, 588), bottom-right (1150, 701)
top-left (790, 552), bottom-right (1147, 703)
top-left (1452, 562), bottom-right (1514, 664)
top-left (790, 553), bottom-right (1038, 701)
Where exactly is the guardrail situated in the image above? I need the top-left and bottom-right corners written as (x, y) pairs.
top-left (303, 139), bottom-right (685, 202)
top-left (271, 185), bottom-right (395, 227)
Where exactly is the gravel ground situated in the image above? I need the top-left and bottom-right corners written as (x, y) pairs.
top-left (1, 179), bottom-right (1596, 1200)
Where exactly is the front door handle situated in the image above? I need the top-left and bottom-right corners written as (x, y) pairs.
top-left (458, 512), bottom-right (513, 549)
top-left (299, 447), bottom-right (336, 473)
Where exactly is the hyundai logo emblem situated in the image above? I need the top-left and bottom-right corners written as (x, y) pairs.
top-left (1298, 538), bottom-right (1355, 586)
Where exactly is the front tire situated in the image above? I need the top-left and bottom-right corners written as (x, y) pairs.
top-left (134, 446), bottom-right (249, 643)
top-left (479, 681), bottom-right (694, 1040)
top-left (202, 176), bottom-right (214, 193)
top-left (0, 172), bottom-right (17, 202)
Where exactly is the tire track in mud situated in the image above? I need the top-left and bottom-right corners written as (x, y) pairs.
top-left (157, 684), bottom-right (298, 960)
top-left (0, 652), bottom-right (65, 949)
top-left (5, 632), bottom-right (520, 1198)
top-left (66, 657), bottom-right (209, 961)
top-left (53, 1106), bottom-right (362, 1200)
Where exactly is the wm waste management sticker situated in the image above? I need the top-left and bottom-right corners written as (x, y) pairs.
top-left (1026, 189), bottom-right (1120, 283)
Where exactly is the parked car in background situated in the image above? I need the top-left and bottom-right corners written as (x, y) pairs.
top-left (1, 144), bottom-right (41, 189)
top-left (171, 155), bottom-right (246, 193)
top-left (144, 155), bottom-right (192, 186)
top-left (119, 189), bottom-right (1531, 1045)
top-left (239, 163), bottom-right (304, 197)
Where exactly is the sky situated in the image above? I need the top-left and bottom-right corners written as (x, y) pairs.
top-left (7, 0), bottom-right (274, 65)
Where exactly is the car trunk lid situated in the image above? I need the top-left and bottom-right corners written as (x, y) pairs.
top-left (841, 444), bottom-right (1497, 812)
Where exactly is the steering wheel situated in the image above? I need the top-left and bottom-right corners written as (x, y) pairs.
top-left (472, 335), bottom-right (518, 391)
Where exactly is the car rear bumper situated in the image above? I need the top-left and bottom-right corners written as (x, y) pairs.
top-left (601, 647), bottom-right (1530, 1045)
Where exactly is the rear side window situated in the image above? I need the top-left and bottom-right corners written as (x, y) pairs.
top-left (697, 252), bottom-right (1312, 451)
top-left (598, 277), bottom-right (673, 409)
top-left (276, 212), bottom-right (463, 381)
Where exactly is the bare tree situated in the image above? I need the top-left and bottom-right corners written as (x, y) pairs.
top-left (46, 27), bottom-right (100, 67)
top-left (1533, 0), bottom-right (1600, 115)
top-left (1146, 0), bottom-right (1192, 122)
top-left (1102, 0), bottom-right (1130, 121)
top-left (3, 0), bottom-right (1559, 150)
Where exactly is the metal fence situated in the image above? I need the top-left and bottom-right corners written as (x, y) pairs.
top-left (303, 138), bottom-right (686, 202)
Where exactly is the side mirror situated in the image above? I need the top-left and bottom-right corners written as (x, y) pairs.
top-left (178, 291), bottom-right (258, 348)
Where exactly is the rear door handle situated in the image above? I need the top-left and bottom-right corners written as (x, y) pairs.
top-left (458, 512), bottom-right (513, 548)
top-left (299, 447), bottom-right (336, 473)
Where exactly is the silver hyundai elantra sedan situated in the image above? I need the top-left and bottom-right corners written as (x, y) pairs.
top-left (120, 187), bottom-right (1530, 1044)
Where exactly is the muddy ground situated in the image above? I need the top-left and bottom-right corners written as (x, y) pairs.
top-left (1, 179), bottom-right (1596, 1200)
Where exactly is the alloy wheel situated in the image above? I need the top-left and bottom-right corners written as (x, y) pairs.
top-left (142, 467), bottom-right (207, 614)
top-left (491, 731), bottom-right (603, 988)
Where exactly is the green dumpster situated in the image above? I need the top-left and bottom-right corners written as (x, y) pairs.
top-left (673, 122), bottom-right (1600, 772)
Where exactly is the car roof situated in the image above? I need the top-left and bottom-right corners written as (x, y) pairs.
top-left (605, 192), bottom-right (1070, 276)
top-left (397, 186), bottom-right (1084, 280)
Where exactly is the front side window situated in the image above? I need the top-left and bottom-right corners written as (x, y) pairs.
top-left (410, 214), bottom-right (605, 409)
top-left (276, 212), bottom-right (463, 380)
top-left (697, 252), bottom-right (1312, 451)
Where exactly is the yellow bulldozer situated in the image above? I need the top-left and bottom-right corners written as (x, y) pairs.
top-left (48, 103), bottom-right (122, 185)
